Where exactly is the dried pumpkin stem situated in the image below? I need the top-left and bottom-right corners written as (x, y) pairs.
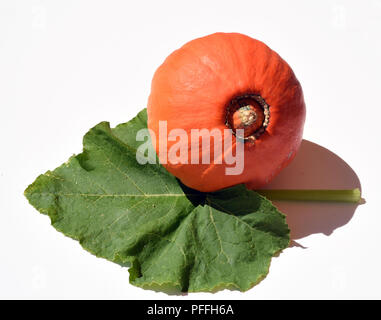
top-left (256, 188), bottom-right (361, 203)
top-left (226, 94), bottom-right (270, 141)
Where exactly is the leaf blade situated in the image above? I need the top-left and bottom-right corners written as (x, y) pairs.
top-left (25, 109), bottom-right (290, 293)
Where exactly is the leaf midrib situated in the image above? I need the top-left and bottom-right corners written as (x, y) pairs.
top-left (27, 191), bottom-right (201, 198)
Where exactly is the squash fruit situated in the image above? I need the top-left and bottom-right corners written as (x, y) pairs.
top-left (147, 32), bottom-right (306, 192)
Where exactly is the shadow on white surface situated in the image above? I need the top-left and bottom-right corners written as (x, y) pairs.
top-left (262, 140), bottom-right (363, 241)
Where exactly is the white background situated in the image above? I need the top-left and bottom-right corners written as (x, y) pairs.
top-left (1, 0), bottom-right (380, 299)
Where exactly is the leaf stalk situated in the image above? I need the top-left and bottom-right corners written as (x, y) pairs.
top-left (257, 188), bottom-right (361, 203)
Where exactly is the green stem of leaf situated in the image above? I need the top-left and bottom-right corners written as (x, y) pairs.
top-left (257, 188), bottom-right (361, 203)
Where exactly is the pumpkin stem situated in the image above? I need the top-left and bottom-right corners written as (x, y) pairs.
top-left (226, 94), bottom-right (270, 141)
top-left (237, 105), bottom-right (258, 127)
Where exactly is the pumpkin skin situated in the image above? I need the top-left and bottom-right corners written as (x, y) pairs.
top-left (147, 32), bottom-right (306, 192)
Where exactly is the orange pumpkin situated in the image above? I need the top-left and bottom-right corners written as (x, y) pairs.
top-left (147, 32), bottom-right (306, 192)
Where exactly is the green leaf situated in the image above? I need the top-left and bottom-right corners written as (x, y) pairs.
top-left (24, 109), bottom-right (290, 293)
